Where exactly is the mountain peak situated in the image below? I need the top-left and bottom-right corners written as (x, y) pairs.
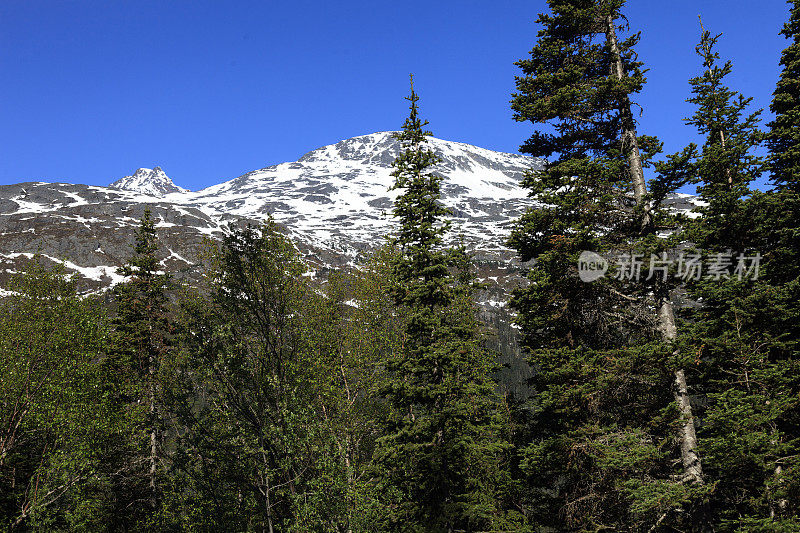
top-left (109, 167), bottom-right (188, 196)
top-left (297, 131), bottom-right (536, 172)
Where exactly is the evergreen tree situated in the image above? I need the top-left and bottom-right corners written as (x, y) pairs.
top-left (760, 2), bottom-right (800, 520)
top-left (370, 77), bottom-right (516, 532)
top-left (675, 17), bottom-right (800, 529)
top-left (108, 207), bottom-right (174, 528)
top-left (509, 1), bottom-right (707, 528)
top-left (762, 0), bottom-right (800, 284)
top-left (767, 0), bottom-right (800, 197)
top-left (684, 21), bottom-right (764, 253)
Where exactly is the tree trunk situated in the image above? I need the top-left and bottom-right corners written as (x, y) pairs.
top-left (770, 460), bottom-right (789, 518)
top-left (659, 300), bottom-right (704, 484)
top-left (719, 129), bottom-right (734, 185)
top-left (259, 447), bottom-right (275, 533)
top-left (605, 15), bottom-right (651, 230)
top-left (606, 16), bottom-right (704, 486)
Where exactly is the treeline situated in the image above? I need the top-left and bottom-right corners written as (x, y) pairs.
top-left (2, 0), bottom-right (800, 531)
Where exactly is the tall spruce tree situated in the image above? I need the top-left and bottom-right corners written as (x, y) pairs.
top-left (370, 77), bottom-right (516, 532)
top-left (761, 2), bottom-right (800, 521)
top-left (675, 17), bottom-right (800, 529)
top-left (762, 0), bottom-right (800, 284)
top-left (684, 21), bottom-right (764, 253)
top-left (109, 207), bottom-right (174, 527)
top-left (767, 0), bottom-right (800, 197)
top-left (510, 1), bottom-right (707, 528)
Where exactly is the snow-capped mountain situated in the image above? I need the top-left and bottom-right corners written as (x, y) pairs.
top-left (0, 131), bottom-right (703, 377)
top-left (0, 131), bottom-right (708, 290)
top-left (0, 131), bottom-right (706, 291)
top-left (110, 166), bottom-right (187, 196)
top-left (0, 132), bottom-right (546, 290)
top-left (188, 132), bottom-right (540, 255)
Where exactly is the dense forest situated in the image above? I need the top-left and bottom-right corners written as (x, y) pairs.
top-left (2, 0), bottom-right (799, 531)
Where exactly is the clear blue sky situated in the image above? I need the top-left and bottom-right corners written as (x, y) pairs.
top-left (0, 0), bottom-right (791, 190)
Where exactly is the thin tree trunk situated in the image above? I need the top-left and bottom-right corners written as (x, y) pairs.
top-left (719, 129), bottom-right (734, 185)
top-left (267, 483), bottom-right (274, 533)
top-left (606, 15), bottom-right (704, 486)
top-left (659, 300), bottom-right (704, 484)
top-left (770, 460), bottom-right (789, 518)
top-left (605, 15), bottom-right (651, 230)
top-left (260, 448), bottom-right (275, 533)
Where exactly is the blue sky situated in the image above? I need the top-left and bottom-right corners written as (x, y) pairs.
top-left (0, 0), bottom-right (791, 190)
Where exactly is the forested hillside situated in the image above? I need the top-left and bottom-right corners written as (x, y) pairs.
top-left (1, 1), bottom-right (799, 531)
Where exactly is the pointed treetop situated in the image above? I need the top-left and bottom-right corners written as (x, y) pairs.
top-left (766, 0), bottom-right (800, 192)
top-left (393, 73), bottom-right (434, 150)
top-left (389, 76), bottom-right (448, 255)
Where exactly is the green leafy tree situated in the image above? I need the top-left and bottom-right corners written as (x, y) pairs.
top-left (0, 259), bottom-right (113, 530)
top-left (167, 222), bottom-right (344, 532)
top-left (369, 77), bottom-right (516, 532)
top-left (306, 251), bottom-right (402, 532)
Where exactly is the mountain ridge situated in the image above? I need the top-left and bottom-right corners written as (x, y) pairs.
top-left (0, 131), bottom-right (702, 290)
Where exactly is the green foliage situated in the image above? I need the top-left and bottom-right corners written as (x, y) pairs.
top-left (368, 77), bottom-right (517, 532)
top-left (682, 23), bottom-right (764, 252)
top-left (3, 6), bottom-right (800, 530)
top-left (674, 17), bottom-right (800, 527)
top-left (508, 1), bottom-right (709, 529)
top-left (106, 207), bottom-right (176, 529)
top-left (761, 1), bottom-right (800, 285)
top-left (308, 251), bottom-right (402, 531)
top-left (112, 208), bottom-right (174, 380)
top-left (512, 0), bottom-right (644, 162)
top-left (0, 259), bottom-right (112, 530)
top-left (767, 0), bottom-right (800, 195)
top-left (164, 222), bottom-right (405, 531)
top-left (166, 221), bottom-right (323, 531)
